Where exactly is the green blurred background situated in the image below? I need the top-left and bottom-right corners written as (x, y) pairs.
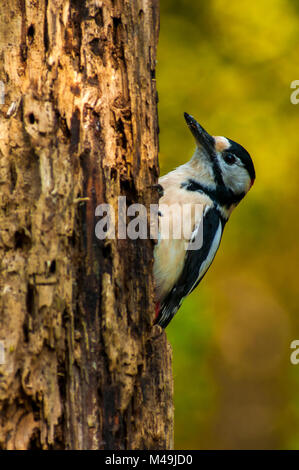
top-left (157, 0), bottom-right (299, 449)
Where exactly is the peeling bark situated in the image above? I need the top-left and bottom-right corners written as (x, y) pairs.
top-left (0, 0), bottom-right (173, 450)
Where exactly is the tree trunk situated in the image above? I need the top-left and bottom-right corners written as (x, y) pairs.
top-left (0, 0), bottom-right (173, 450)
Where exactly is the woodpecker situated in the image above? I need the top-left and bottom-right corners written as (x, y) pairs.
top-left (154, 113), bottom-right (255, 328)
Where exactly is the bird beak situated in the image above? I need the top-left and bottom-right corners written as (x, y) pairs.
top-left (184, 113), bottom-right (215, 157)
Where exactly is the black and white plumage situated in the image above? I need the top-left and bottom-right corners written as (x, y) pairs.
top-left (154, 113), bottom-right (255, 328)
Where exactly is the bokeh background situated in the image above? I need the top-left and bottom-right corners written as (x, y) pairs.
top-left (157, 0), bottom-right (299, 449)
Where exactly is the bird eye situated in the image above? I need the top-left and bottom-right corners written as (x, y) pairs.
top-left (223, 153), bottom-right (236, 165)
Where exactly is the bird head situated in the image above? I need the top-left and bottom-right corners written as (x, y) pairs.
top-left (184, 113), bottom-right (255, 209)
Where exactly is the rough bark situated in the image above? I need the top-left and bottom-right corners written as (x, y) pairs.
top-left (0, 0), bottom-right (173, 450)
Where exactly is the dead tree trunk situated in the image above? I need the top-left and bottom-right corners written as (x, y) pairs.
top-left (0, 0), bottom-right (173, 450)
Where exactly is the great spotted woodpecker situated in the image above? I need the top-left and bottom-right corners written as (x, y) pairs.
top-left (154, 113), bottom-right (255, 328)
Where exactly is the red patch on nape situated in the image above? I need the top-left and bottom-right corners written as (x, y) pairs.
top-left (154, 302), bottom-right (160, 321)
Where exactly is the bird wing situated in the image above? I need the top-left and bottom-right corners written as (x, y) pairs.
top-left (156, 206), bottom-right (224, 328)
